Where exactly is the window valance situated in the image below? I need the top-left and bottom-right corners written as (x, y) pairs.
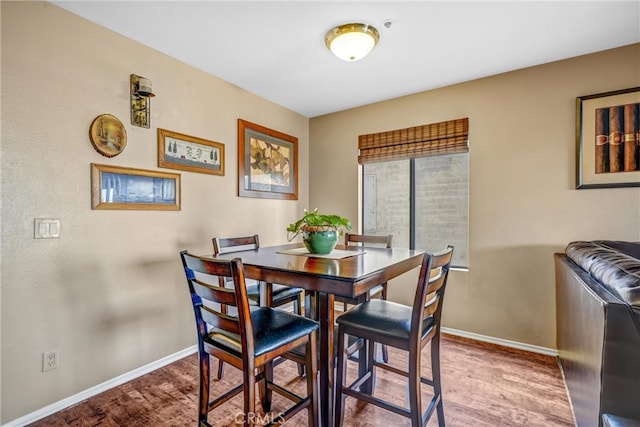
top-left (358, 117), bottom-right (469, 164)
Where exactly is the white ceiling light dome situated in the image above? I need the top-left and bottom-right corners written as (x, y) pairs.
top-left (325, 23), bottom-right (380, 62)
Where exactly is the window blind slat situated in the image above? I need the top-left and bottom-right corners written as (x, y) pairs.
top-left (358, 118), bottom-right (468, 164)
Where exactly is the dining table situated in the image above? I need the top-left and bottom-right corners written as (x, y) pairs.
top-left (212, 242), bottom-right (425, 427)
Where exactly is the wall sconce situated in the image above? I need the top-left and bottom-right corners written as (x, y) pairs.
top-left (130, 74), bottom-right (155, 128)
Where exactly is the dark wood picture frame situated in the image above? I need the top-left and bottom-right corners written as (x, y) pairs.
top-left (91, 163), bottom-right (181, 210)
top-left (576, 87), bottom-right (640, 189)
top-left (237, 119), bottom-right (298, 200)
top-left (158, 128), bottom-right (224, 176)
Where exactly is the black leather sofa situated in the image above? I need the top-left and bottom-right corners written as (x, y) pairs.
top-left (555, 241), bottom-right (640, 427)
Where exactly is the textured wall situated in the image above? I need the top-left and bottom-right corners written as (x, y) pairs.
top-left (1, 2), bottom-right (309, 422)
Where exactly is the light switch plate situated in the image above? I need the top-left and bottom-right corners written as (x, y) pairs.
top-left (34, 218), bottom-right (61, 239)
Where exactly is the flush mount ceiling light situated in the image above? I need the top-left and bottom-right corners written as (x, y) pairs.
top-left (325, 23), bottom-right (380, 62)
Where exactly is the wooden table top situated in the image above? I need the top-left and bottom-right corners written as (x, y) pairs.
top-left (212, 243), bottom-right (425, 298)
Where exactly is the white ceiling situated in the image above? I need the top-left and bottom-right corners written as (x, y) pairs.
top-left (52, 1), bottom-right (640, 118)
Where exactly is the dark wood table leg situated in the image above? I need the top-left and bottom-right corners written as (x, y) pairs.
top-left (317, 292), bottom-right (335, 427)
top-left (258, 282), bottom-right (274, 409)
top-left (259, 281), bottom-right (273, 307)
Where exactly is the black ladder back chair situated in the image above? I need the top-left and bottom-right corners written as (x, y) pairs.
top-left (180, 251), bottom-right (319, 427)
top-left (334, 245), bottom-right (454, 427)
top-left (336, 233), bottom-right (393, 362)
top-left (213, 235), bottom-right (304, 313)
top-left (212, 234), bottom-right (305, 378)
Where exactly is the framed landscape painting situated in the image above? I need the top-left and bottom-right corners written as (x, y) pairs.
top-left (158, 128), bottom-right (224, 176)
top-left (576, 87), bottom-right (640, 189)
top-left (237, 119), bottom-right (298, 200)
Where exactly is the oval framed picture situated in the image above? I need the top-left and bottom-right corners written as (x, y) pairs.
top-left (89, 114), bottom-right (127, 158)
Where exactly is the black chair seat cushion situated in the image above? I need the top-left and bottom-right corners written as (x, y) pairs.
top-left (205, 307), bottom-right (318, 358)
top-left (246, 283), bottom-right (302, 304)
top-left (337, 299), bottom-right (434, 344)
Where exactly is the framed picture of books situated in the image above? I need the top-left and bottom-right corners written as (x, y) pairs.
top-left (576, 87), bottom-right (640, 189)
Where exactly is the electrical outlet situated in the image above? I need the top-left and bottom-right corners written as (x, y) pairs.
top-left (42, 351), bottom-right (58, 372)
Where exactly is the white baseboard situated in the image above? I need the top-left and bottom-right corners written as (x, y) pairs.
top-left (441, 327), bottom-right (558, 357)
top-left (4, 346), bottom-right (197, 427)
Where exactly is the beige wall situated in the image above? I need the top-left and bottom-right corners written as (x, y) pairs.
top-left (1, 2), bottom-right (309, 422)
top-left (310, 43), bottom-right (640, 350)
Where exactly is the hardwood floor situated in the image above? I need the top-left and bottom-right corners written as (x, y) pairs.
top-left (29, 334), bottom-right (574, 426)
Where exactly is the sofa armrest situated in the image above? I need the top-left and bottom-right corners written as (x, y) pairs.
top-left (556, 253), bottom-right (640, 427)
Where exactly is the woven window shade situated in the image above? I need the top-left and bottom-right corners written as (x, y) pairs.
top-left (358, 118), bottom-right (469, 164)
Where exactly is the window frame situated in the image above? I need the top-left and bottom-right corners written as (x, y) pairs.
top-left (360, 154), bottom-right (469, 269)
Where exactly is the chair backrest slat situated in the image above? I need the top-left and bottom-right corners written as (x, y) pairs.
top-left (423, 295), bottom-right (440, 318)
top-left (411, 246), bottom-right (454, 344)
top-left (213, 235), bottom-right (259, 255)
top-left (426, 269), bottom-right (447, 295)
top-left (200, 306), bottom-right (242, 335)
top-left (191, 279), bottom-right (237, 306)
top-left (344, 233), bottom-right (392, 248)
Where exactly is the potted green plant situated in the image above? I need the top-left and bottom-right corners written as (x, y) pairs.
top-left (287, 208), bottom-right (352, 254)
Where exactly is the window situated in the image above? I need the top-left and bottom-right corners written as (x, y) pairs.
top-left (360, 118), bottom-right (469, 268)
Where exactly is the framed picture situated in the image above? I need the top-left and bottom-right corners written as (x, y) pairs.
top-left (158, 128), bottom-right (224, 176)
top-left (238, 119), bottom-right (298, 200)
top-left (576, 87), bottom-right (640, 189)
top-left (91, 163), bottom-right (180, 210)
top-left (89, 114), bottom-right (127, 158)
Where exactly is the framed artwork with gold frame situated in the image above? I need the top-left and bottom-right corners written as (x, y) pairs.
top-left (158, 128), bottom-right (224, 176)
top-left (91, 163), bottom-right (180, 210)
top-left (237, 119), bottom-right (298, 200)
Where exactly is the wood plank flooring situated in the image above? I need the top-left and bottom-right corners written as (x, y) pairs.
top-left (28, 334), bottom-right (574, 426)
